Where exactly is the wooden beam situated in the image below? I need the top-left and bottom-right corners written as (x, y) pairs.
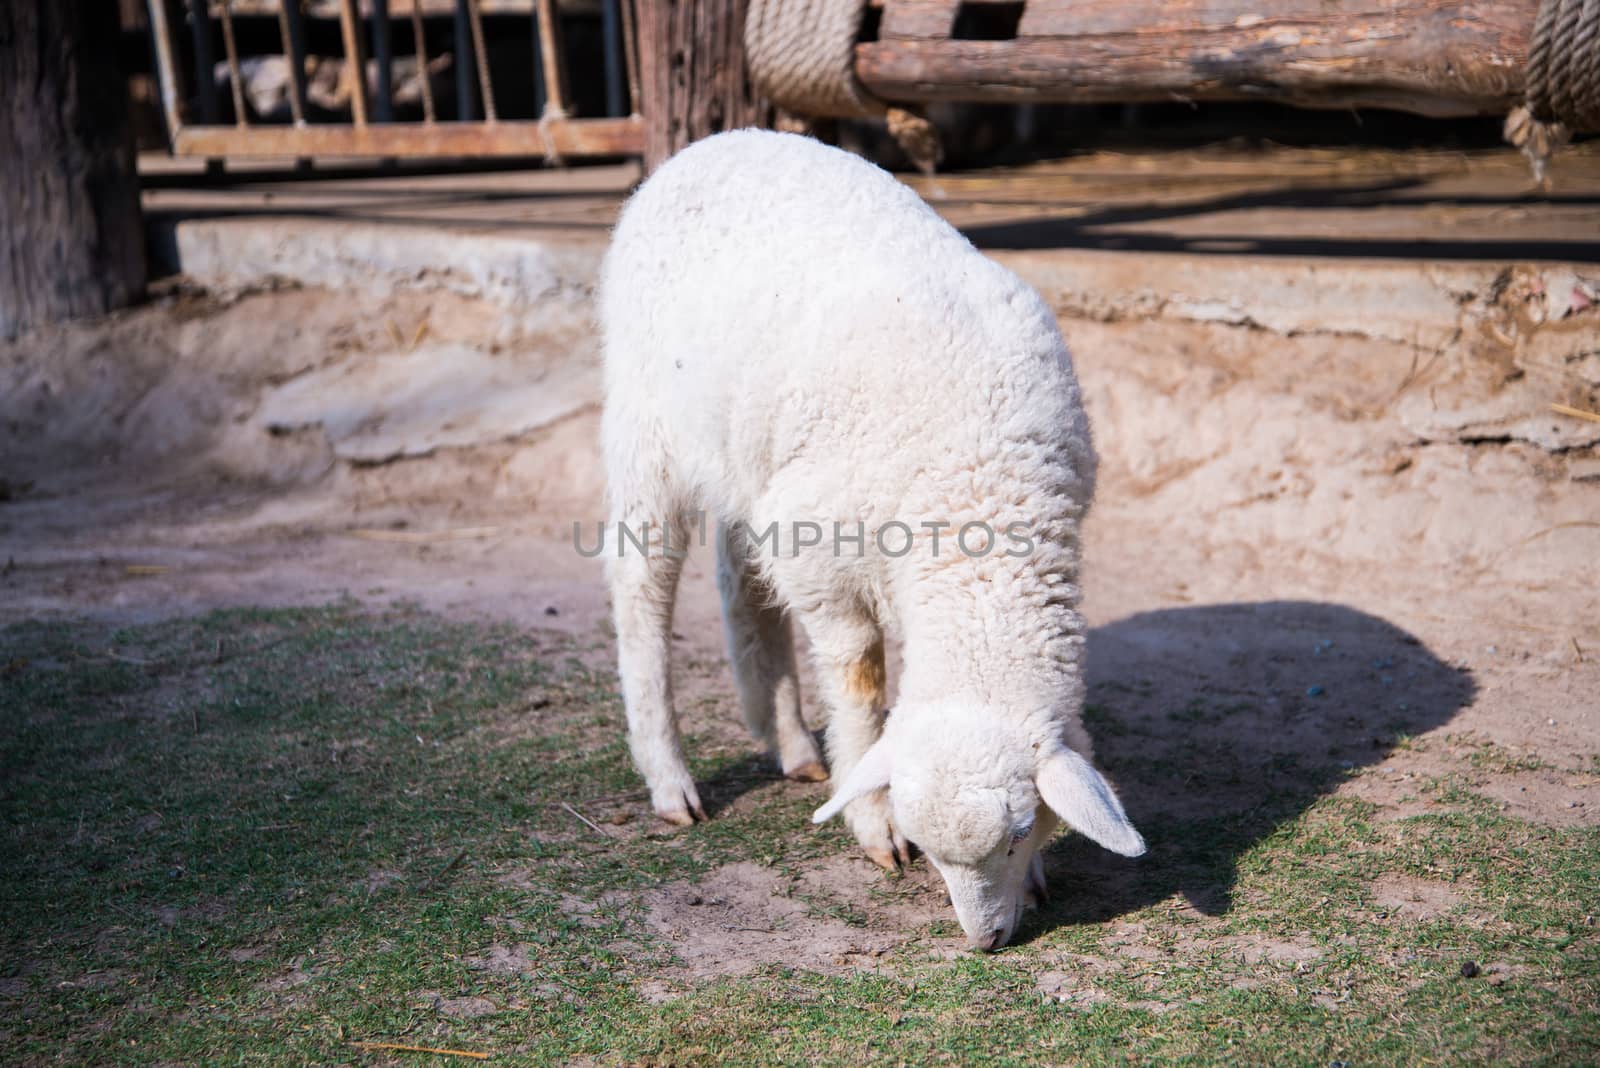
top-left (169, 116), bottom-right (644, 158)
top-left (880, 0), bottom-right (960, 39)
top-left (860, 0), bottom-right (1534, 116)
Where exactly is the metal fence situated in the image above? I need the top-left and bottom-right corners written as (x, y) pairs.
top-left (144, 0), bottom-right (643, 159)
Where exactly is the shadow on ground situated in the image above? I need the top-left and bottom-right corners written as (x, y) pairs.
top-left (960, 178), bottom-right (1600, 262)
top-left (1018, 600), bottom-right (1475, 940)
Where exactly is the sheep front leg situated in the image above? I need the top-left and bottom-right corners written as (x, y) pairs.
top-left (808, 620), bottom-right (910, 871)
top-left (608, 516), bottom-right (704, 826)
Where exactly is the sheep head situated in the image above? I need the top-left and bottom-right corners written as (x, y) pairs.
top-left (813, 713), bottom-right (1144, 951)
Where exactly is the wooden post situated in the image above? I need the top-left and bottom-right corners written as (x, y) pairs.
top-left (1, 0), bottom-right (145, 339)
top-left (636, 0), bottom-right (772, 173)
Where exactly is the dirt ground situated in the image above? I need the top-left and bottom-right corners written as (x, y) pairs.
top-left (3, 152), bottom-right (1599, 990)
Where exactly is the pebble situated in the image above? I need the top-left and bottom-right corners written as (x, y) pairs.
top-left (1307, 685), bottom-right (1326, 698)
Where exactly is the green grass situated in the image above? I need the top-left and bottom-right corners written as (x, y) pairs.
top-left (2, 604), bottom-right (1596, 1065)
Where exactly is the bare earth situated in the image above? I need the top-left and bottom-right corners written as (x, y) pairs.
top-left (3, 157), bottom-right (1597, 982)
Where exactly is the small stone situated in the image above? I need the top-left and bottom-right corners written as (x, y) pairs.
top-left (1307, 685), bottom-right (1326, 698)
top-left (686, 893), bottom-right (703, 906)
top-left (544, 605), bottom-right (560, 616)
top-left (1460, 960), bottom-right (1480, 978)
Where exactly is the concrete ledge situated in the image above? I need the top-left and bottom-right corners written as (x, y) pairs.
top-left (151, 217), bottom-right (606, 307)
top-left (995, 249), bottom-right (1504, 348)
top-left (149, 213), bottom-right (1594, 358)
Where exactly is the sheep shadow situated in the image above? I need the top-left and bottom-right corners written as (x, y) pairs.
top-left (1022, 600), bottom-right (1475, 937)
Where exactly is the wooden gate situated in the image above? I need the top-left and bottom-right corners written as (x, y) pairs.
top-left (143, 1), bottom-right (643, 159)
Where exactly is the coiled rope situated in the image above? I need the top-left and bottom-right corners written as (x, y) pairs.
top-left (1505, 0), bottom-right (1598, 179)
top-left (744, 0), bottom-right (943, 172)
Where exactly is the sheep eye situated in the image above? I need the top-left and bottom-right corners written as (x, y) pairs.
top-left (1009, 823), bottom-right (1033, 847)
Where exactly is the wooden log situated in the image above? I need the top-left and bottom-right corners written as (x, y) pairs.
top-left (857, 0), bottom-right (1534, 117)
top-left (1, 0), bottom-right (145, 340)
top-left (170, 116), bottom-right (644, 158)
top-left (636, 0), bottom-right (772, 172)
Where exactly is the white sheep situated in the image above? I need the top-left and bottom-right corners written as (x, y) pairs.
top-left (599, 129), bottom-right (1145, 951)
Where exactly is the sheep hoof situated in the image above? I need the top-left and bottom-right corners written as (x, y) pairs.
top-left (655, 791), bottom-right (708, 827)
top-left (864, 846), bottom-right (900, 872)
top-left (785, 761), bottom-right (829, 783)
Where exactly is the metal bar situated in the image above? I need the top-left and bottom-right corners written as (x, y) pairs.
top-left (534, 0), bottom-right (569, 117)
top-left (188, 0), bottom-right (220, 125)
top-left (336, 0), bottom-right (370, 125)
top-left (619, 0), bottom-right (641, 116)
top-left (601, 0), bottom-right (624, 117)
top-left (145, 0), bottom-right (186, 137)
top-left (453, 0), bottom-right (478, 120)
top-left (464, 0), bottom-right (497, 121)
top-left (275, 0), bottom-right (308, 124)
top-left (372, 0), bottom-right (395, 122)
top-left (408, 2), bottom-right (437, 122)
top-left (215, 0), bottom-right (248, 125)
top-left (171, 115), bottom-right (645, 157)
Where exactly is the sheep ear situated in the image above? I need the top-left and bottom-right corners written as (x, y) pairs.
top-left (1036, 746), bottom-right (1146, 857)
top-left (811, 738), bottom-right (893, 824)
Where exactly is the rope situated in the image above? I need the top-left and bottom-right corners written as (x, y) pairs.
top-left (745, 0), bottom-right (942, 173)
top-left (1508, 0), bottom-right (1600, 180)
top-left (746, 0), bottom-right (882, 120)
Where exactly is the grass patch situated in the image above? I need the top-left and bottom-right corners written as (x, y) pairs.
top-left (2, 604), bottom-right (1596, 1065)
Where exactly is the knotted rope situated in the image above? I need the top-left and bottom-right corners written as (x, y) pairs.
top-left (1506, 0), bottom-right (1600, 180)
top-left (745, 0), bottom-right (943, 172)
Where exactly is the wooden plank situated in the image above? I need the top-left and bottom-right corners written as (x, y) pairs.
top-left (275, 0), bottom-right (311, 125)
top-left (336, 0), bottom-right (370, 125)
top-left (145, 0), bottom-right (186, 135)
top-left (856, 0), bottom-right (1533, 116)
top-left (536, 0), bottom-right (572, 116)
top-left (169, 116), bottom-right (644, 157)
top-left (216, 0), bottom-right (248, 125)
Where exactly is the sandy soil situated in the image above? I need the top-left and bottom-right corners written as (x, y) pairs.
top-left (2, 266), bottom-right (1596, 978)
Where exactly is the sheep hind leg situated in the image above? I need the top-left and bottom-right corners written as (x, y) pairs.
top-left (608, 506), bottom-right (704, 827)
top-left (716, 526), bottom-right (825, 782)
top-left (806, 616), bottom-right (910, 872)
